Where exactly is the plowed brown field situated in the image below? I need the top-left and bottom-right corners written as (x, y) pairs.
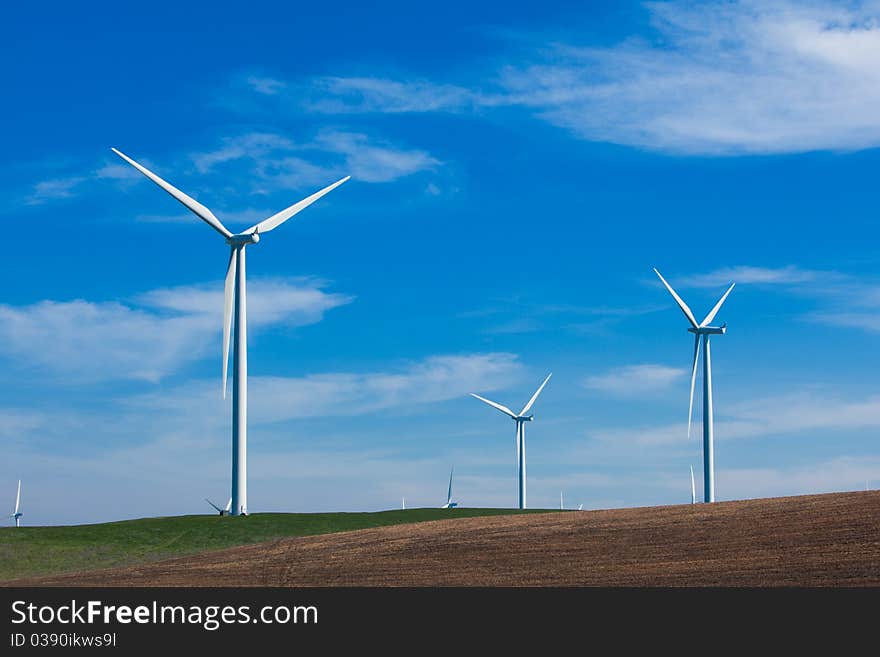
top-left (11, 491), bottom-right (880, 586)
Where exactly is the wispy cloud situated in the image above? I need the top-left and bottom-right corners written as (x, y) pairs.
top-left (592, 389), bottom-right (880, 447)
top-left (132, 352), bottom-right (524, 423)
top-left (499, 0), bottom-right (880, 154)
top-left (189, 130), bottom-right (439, 187)
top-left (304, 77), bottom-right (476, 114)
top-left (25, 176), bottom-right (88, 205)
top-left (246, 75), bottom-right (287, 96)
top-left (278, 1), bottom-right (880, 156)
top-left (678, 265), bottom-right (826, 288)
top-left (584, 364), bottom-right (687, 397)
top-left (0, 279), bottom-right (352, 384)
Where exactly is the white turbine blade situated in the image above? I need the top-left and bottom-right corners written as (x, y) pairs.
top-left (225, 498), bottom-right (232, 512)
top-left (690, 466), bottom-right (696, 504)
top-left (111, 148), bottom-right (233, 239)
top-left (205, 498), bottom-right (223, 513)
top-left (469, 393), bottom-right (517, 418)
top-left (447, 467), bottom-right (454, 504)
top-left (222, 248), bottom-right (236, 399)
top-left (243, 176), bottom-right (350, 235)
top-left (687, 334), bottom-right (701, 440)
top-left (14, 480), bottom-right (20, 515)
top-left (700, 282), bottom-right (736, 327)
top-left (653, 268), bottom-right (699, 329)
top-left (519, 373), bottom-right (552, 416)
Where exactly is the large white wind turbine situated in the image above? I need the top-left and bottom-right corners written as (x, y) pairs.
top-left (654, 268), bottom-right (735, 504)
top-left (113, 147), bottom-right (349, 516)
top-left (10, 480), bottom-right (22, 527)
top-left (470, 373), bottom-right (552, 509)
top-left (441, 467), bottom-right (458, 509)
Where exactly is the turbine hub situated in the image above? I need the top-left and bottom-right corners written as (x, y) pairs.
top-left (688, 326), bottom-right (726, 335)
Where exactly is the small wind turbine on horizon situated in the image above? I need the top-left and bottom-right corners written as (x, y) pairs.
top-left (690, 465), bottom-right (696, 505)
top-left (10, 480), bottom-right (22, 527)
top-left (206, 497), bottom-right (232, 516)
top-left (470, 373), bottom-right (552, 509)
top-left (654, 268), bottom-right (735, 504)
top-left (441, 467), bottom-right (458, 509)
top-left (113, 148), bottom-right (349, 517)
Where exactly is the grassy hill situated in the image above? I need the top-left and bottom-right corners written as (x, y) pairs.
top-left (0, 508), bottom-right (551, 582)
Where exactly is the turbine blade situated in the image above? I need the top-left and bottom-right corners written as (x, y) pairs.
top-left (14, 480), bottom-right (20, 515)
top-left (700, 282), bottom-right (736, 327)
top-left (519, 373), bottom-right (552, 416)
top-left (222, 248), bottom-right (236, 399)
top-left (447, 466), bottom-right (454, 504)
top-left (688, 334), bottom-right (701, 440)
top-left (111, 148), bottom-right (233, 239)
top-left (654, 268), bottom-right (699, 329)
top-left (469, 393), bottom-right (517, 418)
top-left (243, 176), bottom-right (350, 235)
top-left (205, 498), bottom-right (222, 512)
top-left (225, 498), bottom-right (232, 512)
top-left (690, 465), bottom-right (696, 504)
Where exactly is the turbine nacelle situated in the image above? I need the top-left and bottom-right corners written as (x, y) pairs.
top-left (513, 415), bottom-right (534, 422)
top-left (226, 232), bottom-right (260, 246)
top-left (688, 324), bottom-right (726, 335)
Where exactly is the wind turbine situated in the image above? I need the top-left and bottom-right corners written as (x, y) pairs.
top-left (690, 465), bottom-right (696, 505)
top-left (441, 467), bottom-right (458, 509)
top-left (10, 480), bottom-right (21, 527)
top-left (206, 497), bottom-right (232, 516)
top-left (560, 491), bottom-right (564, 510)
top-left (113, 147), bottom-right (349, 516)
top-left (470, 373), bottom-right (552, 509)
top-left (401, 497), bottom-right (406, 511)
top-left (654, 268), bottom-right (735, 504)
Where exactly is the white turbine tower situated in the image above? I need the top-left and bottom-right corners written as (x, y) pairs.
top-left (470, 373), bottom-right (552, 509)
top-left (560, 491), bottom-right (564, 510)
top-left (206, 497), bottom-right (232, 516)
top-left (113, 147), bottom-right (349, 517)
top-left (10, 480), bottom-right (22, 527)
top-left (441, 466), bottom-right (458, 509)
top-left (654, 268), bottom-right (735, 504)
top-left (690, 465), bottom-right (696, 505)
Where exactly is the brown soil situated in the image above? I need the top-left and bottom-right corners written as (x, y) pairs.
top-left (10, 491), bottom-right (880, 586)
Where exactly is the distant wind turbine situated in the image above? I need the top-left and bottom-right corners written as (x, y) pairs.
top-left (402, 497), bottom-right (406, 510)
top-left (206, 497), bottom-right (232, 516)
top-left (690, 465), bottom-right (696, 505)
top-left (113, 147), bottom-right (349, 516)
top-left (441, 467), bottom-right (458, 509)
top-left (10, 480), bottom-right (22, 527)
top-left (470, 373), bottom-right (552, 509)
top-left (654, 268), bottom-right (735, 503)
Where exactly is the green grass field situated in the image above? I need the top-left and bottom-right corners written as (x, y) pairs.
top-left (0, 508), bottom-right (555, 582)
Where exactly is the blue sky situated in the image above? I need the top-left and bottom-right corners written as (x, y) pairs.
top-left (3, 0), bottom-right (880, 524)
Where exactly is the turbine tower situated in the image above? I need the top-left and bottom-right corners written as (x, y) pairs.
top-left (470, 373), bottom-right (552, 509)
top-left (441, 466), bottom-right (458, 509)
top-left (113, 148), bottom-right (349, 516)
top-left (690, 465), bottom-right (696, 505)
top-left (654, 268), bottom-right (735, 503)
top-left (10, 480), bottom-right (21, 527)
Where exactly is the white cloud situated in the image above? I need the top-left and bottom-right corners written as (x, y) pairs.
top-left (592, 390), bottom-right (880, 447)
top-left (132, 352), bottom-right (524, 422)
top-left (247, 76), bottom-right (287, 95)
top-left (25, 176), bottom-right (88, 205)
top-left (314, 131), bottom-right (440, 183)
top-left (584, 364), bottom-right (686, 396)
top-left (305, 76), bottom-right (475, 113)
top-left (0, 279), bottom-right (352, 384)
top-left (678, 265), bottom-right (825, 288)
top-left (499, 0), bottom-right (880, 154)
top-left (189, 130), bottom-right (439, 187)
